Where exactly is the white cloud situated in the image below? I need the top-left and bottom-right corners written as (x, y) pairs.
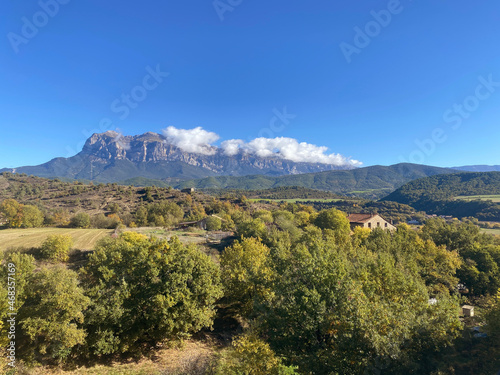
top-left (161, 126), bottom-right (362, 166)
top-left (221, 136), bottom-right (362, 167)
top-left (162, 126), bottom-right (219, 155)
top-left (220, 139), bottom-right (245, 156)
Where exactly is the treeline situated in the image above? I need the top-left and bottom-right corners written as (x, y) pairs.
top-left (205, 186), bottom-right (343, 200)
top-left (383, 172), bottom-right (500, 221)
top-left (291, 199), bottom-right (424, 223)
top-left (3, 204), bottom-right (500, 373)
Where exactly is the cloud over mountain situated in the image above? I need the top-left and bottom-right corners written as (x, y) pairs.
top-left (162, 126), bottom-right (362, 166)
top-left (162, 126), bottom-right (219, 155)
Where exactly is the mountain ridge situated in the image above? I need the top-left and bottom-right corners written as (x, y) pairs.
top-left (0, 131), bottom-right (356, 182)
top-left (170, 163), bottom-right (457, 198)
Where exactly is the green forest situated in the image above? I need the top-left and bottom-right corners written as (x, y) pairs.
top-left (383, 172), bottom-right (500, 221)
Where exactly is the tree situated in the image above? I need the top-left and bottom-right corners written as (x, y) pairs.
top-left (237, 218), bottom-right (267, 239)
top-left (221, 237), bottom-right (273, 316)
top-left (41, 234), bottom-right (74, 262)
top-left (254, 228), bottom-right (462, 374)
top-left (457, 244), bottom-right (500, 295)
top-left (18, 266), bottom-right (90, 361)
top-left (0, 252), bottom-right (36, 355)
top-left (135, 206), bottom-right (148, 226)
top-left (81, 232), bottom-right (223, 356)
top-left (21, 205), bottom-right (44, 228)
top-left (205, 216), bottom-right (222, 231)
top-left (0, 198), bottom-right (23, 228)
top-left (313, 208), bottom-right (350, 243)
top-left (70, 212), bottom-right (91, 228)
top-left (486, 289), bottom-right (500, 343)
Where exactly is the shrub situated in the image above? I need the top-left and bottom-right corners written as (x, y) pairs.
top-left (205, 216), bottom-right (222, 231)
top-left (70, 212), bottom-right (91, 228)
top-left (41, 234), bottom-right (74, 262)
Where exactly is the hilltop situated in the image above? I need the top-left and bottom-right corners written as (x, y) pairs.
top-left (382, 171), bottom-right (500, 221)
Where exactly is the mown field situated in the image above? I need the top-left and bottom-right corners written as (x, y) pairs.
top-left (0, 227), bottom-right (212, 252)
top-left (0, 228), bottom-right (113, 251)
top-left (455, 194), bottom-right (500, 202)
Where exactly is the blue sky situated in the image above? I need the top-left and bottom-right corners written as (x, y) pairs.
top-left (1, 0), bottom-right (500, 168)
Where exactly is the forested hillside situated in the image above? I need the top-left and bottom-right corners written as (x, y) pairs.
top-left (383, 172), bottom-right (500, 221)
top-left (175, 163), bottom-right (456, 198)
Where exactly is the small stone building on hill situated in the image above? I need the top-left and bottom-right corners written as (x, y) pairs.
top-left (347, 213), bottom-right (396, 231)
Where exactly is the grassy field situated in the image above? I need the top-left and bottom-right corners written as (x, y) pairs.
top-left (481, 228), bottom-right (500, 236)
top-left (0, 228), bottom-right (113, 251)
top-left (18, 340), bottom-right (216, 375)
top-left (455, 194), bottom-right (500, 202)
top-left (0, 227), bottom-right (212, 252)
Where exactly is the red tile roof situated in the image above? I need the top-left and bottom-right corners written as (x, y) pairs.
top-left (347, 213), bottom-right (377, 223)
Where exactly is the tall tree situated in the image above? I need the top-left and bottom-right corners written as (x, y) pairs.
top-left (81, 232), bottom-right (223, 356)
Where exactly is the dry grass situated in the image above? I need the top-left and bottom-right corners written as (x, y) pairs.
top-left (0, 228), bottom-right (113, 251)
top-left (23, 340), bottom-right (217, 375)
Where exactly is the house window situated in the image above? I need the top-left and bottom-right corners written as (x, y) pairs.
top-left (385, 223), bottom-right (388, 228)
top-left (368, 223), bottom-right (371, 228)
top-left (377, 222), bottom-right (380, 227)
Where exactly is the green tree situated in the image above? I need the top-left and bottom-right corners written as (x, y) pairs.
top-left (313, 208), bottom-right (350, 243)
top-left (41, 234), bottom-right (74, 262)
top-left (237, 218), bottom-right (267, 239)
top-left (21, 205), bottom-right (44, 228)
top-left (254, 229), bottom-right (462, 374)
top-left (18, 266), bottom-right (90, 361)
top-left (81, 232), bottom-right (223, 356)
top-left (457, 243), bottom-right (500, 295)
top-left (205, 216), bottom-right (222, 231)
top-left (221, 237), bottom-right (273, 316)
top-left (70, 212), bottom-right (91, 228)
top-left (135, 206), bottom-right (148, 226)
top-left (486, 289), bottom-right (500, 343)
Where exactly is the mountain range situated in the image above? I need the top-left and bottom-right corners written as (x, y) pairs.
top-left (1, 131), bottom-right (499, 197)
top-left (0, 131), bottom-right (353, 182)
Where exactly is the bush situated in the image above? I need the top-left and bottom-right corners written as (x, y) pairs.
top-left (205, 216), bottom-right (222, 231)
top-left (212, 334), bottom-right (298, 375)
top-left (91, 213), bottom-right (121, 229)
top-left (70, 212), bottom-right (91, 228)
top-left (40, 234), bottom-right (74, 262)
top-left (81, 233), bottom-right (223, 355)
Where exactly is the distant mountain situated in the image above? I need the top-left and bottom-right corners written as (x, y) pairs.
top-left (382, 172), bottom-right (500, 220)
top-left (453, 165), bottom-right (500, 172)
top-left (0, 131), bottom-right (354, 182)
top-left (173, 163), bottom-right (457, 198)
